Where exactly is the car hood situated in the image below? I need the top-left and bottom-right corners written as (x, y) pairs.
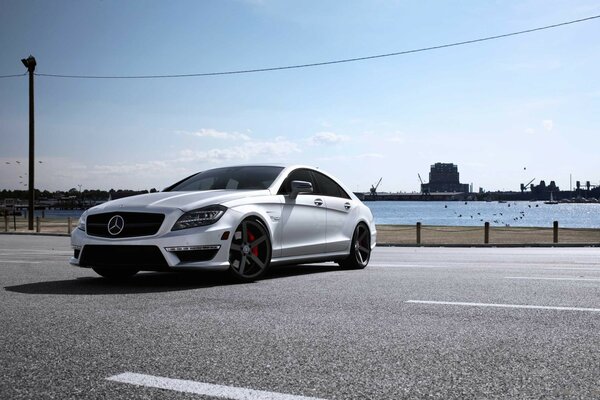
top-left (89, 190), bottom-right (270, 213)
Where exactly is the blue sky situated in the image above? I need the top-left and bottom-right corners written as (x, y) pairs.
top-left (1, 0), bottom-right (599, 193)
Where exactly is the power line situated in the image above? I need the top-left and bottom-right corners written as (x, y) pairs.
top-left (0, 72), bottom-right (26, 79)
top-left (6, 14), bottom-right (600, 80)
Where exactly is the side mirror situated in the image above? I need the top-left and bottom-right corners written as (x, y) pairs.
top-left (290, 180), bottom-right (313, 199)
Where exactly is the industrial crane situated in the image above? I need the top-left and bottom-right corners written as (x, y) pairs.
top-left (520, 178), bottom-right (536, 192)
top-left (370, 178), bottom-right (382, 196)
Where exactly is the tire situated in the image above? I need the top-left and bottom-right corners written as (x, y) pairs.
top-left (228, 218), bottom-right (272, 282)
top-left (92, 266), bottom-right (139, 280)
top-left (339, 223), bottom-right (371, 270)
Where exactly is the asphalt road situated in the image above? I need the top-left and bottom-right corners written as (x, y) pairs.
top-left (1, 235), bottom-right (599, 399)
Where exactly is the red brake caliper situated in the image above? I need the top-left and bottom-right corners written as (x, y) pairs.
top-left (247, 230), bottom-right (259, 257)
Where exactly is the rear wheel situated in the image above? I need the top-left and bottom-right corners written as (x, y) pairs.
top-left (92, 266), bottom-right (139, 280)
top-left (339, 223), bottom-right (371, 269)
top-left (228, 219), bottom-right (272, 282)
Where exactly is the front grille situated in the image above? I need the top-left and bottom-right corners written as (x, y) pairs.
top-left (86, 212), bottom-right (165, 238)
top-left (79, 245), bottom-right (168, 269)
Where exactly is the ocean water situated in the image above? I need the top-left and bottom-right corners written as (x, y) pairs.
top-left (28, 201), bottom-right (600, 229)
top-left (366, 201), bottom-right (600, 228)
top-left (31, 209), bottom-right (84, 219)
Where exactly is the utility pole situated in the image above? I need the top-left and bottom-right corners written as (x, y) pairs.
top-left (21, 55), bottom-right (36, 230)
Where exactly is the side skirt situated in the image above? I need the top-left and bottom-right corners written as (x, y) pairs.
top-left (270, 251), bottom-right (349, 267)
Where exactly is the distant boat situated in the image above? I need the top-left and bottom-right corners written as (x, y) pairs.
top-left (544, 192), bottom-right (559, 205)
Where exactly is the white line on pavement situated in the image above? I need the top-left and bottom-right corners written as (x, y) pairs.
top-left (369, 264), bottom-right (457, 268)
top-left (505, 276), bottom-right (600, 282)
top-left (370, 263), bottom-right (600, 269)
top-left (406, 300), bottom-right (600, 312)
top-left (0, 260), bottom-right (42, 264)
top-left (0, 252), bottom-right (71, 256)
top-left (107, 372), bottom-right (328, 400)
top-left (543, 267), bottom-right (600, 271)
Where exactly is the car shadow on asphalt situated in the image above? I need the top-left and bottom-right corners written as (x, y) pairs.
top-left (4, 263), bottom-right (342, 295)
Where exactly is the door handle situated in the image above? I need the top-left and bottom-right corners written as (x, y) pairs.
top-left (344, 202), bottom-right (351, 210)
top-left (314, 199), bottom-right (323, 206)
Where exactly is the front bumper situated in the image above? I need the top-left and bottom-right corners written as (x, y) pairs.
top-left (70, 211), bottom-right (241, 271)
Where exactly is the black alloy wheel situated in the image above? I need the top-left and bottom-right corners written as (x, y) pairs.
top-left (340, 223), bottom-right (371, 269)
top-left (228, 219), bottom-right (272, 282)
top-left (92, 266), bottom-right (139, 280)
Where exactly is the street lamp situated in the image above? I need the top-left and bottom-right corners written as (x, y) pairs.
top-left (21, 55), bottom-right (36, 230)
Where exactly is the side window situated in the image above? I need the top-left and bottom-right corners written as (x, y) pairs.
top-left (277, 169), bottom-right (316, 195)
top-left (313, 171), bottom-right (351, 199)
top-left (195, 177), bottom-right (216, 191)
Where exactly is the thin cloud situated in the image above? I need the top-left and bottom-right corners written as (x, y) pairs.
top-left (179, 138), bottom-right (300, 163)
top-left (91, 161), bottom-right (170, 175)
top-left (0, 157), bottom-right (185, 191)
top-left (318, 153), bottom-right (384, 162)
top-left (542, 120), bottom-right (554, 132)
top-left (357, 153), bottom-right (385, 159)
top-left (308, 131), bottom-right (350, 145)
top-left (387, 134), bottom-right (405, 143)
top-left (184, 128), bottom-right (251, 141)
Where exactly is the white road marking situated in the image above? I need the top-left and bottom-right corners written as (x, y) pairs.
top-left (0, 260), bottom-right (42, 264)
top-left (506, 276), bottom-right (600, 282)
top-left (370, 263), bottom-right (600, 269)
top-left (406, 300), bottom-right (600, 313)
top-left (0, 251), bottom-right (71, 256)
top-left (543, 267), bottom-right (600, 271)
top-left (107, 372), bottom-right (328, 400)
top-left (369, 264), bottom-right (459, 268)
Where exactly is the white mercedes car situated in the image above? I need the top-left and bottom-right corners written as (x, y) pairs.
top-left (70, 165), bottom-right (376, 281)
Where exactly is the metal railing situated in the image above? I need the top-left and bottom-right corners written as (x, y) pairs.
top-left (377, 222), bottom-right (600, 245)
top-left (3, 214), bottom-right (73, 235)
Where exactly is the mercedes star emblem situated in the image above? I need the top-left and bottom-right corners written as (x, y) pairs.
top-left (107, 215), bottom-right (125, 236)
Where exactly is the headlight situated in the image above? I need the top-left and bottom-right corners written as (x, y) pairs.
top-left (172, 205), bottom-right (227, 231)
top-left (77, 211), bottom-right (87, 231)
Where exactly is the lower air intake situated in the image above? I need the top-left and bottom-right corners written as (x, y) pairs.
top-left (80, 245), bottom-right (168, 269)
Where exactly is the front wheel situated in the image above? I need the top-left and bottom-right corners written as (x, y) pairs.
top-left (228, 219), bottom-right (272, 282)
top-left (92, 266), bottom-right (139, 280)
top-left (339, 223), bottom-right (371, 269)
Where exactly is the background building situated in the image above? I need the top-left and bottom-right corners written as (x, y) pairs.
top-left (421, 163), bottom-right (470, 193)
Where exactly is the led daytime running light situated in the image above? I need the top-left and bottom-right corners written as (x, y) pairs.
top-left (172, 205), bottom-right (227, 231)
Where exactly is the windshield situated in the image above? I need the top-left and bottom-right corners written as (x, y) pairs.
top-left (166, 166), bottom-right (284, 192)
